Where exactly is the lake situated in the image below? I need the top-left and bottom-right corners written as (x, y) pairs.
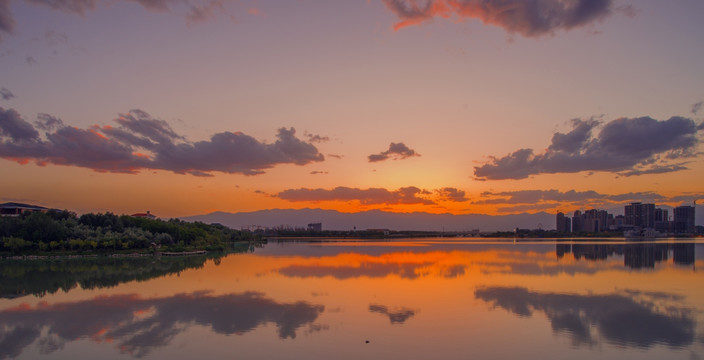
top-left (1, 239), bottom-right (703, 359)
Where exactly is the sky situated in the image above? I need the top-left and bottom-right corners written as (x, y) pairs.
top-left (0, 0), bottom-right (703, 218)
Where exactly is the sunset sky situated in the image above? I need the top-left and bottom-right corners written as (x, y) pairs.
top-left (1, 0), bottom-right (703, 218)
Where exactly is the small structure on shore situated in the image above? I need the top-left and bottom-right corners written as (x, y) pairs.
top-left (131, 210), bottom-right (156, 219)
top-left (0, 202), bottom-right (49, 217)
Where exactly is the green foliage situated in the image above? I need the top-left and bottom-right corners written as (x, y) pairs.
top-left (0, 210), bottom-right (260, 255)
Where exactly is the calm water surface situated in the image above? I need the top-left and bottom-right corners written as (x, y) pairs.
top-left (1, 239), bottom-right (703, 359)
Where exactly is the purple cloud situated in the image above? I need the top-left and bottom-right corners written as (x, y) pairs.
top-left (0, 107), bottom-right (39, 141)
top-left (0, 0), bottom-right (226, 42)
top-left (277, 185), bottom-right (471, 205)
top-left (0, 108), bottom-right (324, 175)
top-left (185, 0), bottom-right (223, 25)
top-left (476, 189), bottom-right (665, 205)
top-left (436, 187), bottom-right (469, 202)
top-left (383, 0), bottom-right (616, 36)
top-left (368, 142), bottom-right (420, 162)
top-left (277, 186), bottom-right (435, 205)
top-left (24, 0), bottom-right (97, 15)
top-left (0, 0), bottom-right (13, 41)
top-left (474, 115), bottom-right (703, 180)
top-left (304, 132), bottom-right (330, 143)
top-left (0, 87), bottom-right (14, 100)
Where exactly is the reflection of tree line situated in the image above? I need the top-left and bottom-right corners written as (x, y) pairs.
top-left (0, 291), bottom-right (325, 359)
top-left (556, 243), bottom-right (695, 269)
top-left (0, 245), bottom-right (256, 299)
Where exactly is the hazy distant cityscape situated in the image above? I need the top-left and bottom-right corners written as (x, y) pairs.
top-left (557, 202), bottom-right (698, 236)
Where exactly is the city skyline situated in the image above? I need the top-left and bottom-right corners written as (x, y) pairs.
top-left (557, 201), bottom-right (698, 235)
top-left (1, 0), bottom-right (703, 218)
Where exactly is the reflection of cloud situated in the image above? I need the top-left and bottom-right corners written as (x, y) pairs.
top-left (369, 304), bottom-right (416, 324)
top-left (279, 262), bottom-right (434, 280)
top-left (278, 255), bottom-right (467, 280)
top-left (0, 291), bottom-right (324, 358)
top-left (475, 287), bottom-right (695, 348)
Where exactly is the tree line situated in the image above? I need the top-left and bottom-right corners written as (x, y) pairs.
top-left (0, 210), bottom-right (260, 254)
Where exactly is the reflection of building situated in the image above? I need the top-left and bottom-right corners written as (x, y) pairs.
top-left (556, 244), bottom-right (571, 259)
top-left (672, 243), bottom-right (695, 265)
top-left (0, 202), bottom-right (49, 216)
top-left (673, 206), bottom-right (695, 234)
top-left (556, 243), bottom-right (695, 269)
top-left (624, 245), bottom-right (660, 269)
top-left (571, 244), bottom-right (613, 261)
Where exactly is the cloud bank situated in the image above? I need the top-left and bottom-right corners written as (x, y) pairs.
top-left (477, 189), bottom-right (666, 205)
top-left (278, 186), bottom-right (434, 205)
top-left (0, 0), bottom-right (227, 41)
top-left (474, 116), bottom-right (703, 180)
top-left (277, 186), bottom-right (468, 206)
top-left (0, 107), bottom-right (324, 176)
top-left (476, 189), bottom-right (703, 213)
top-left (368, 142), bottom-right (420, 162)
top-left (382, 0), bottom-right (618, 36)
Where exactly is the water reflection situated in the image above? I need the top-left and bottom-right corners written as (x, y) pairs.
top-left (1, 240), bottom-right (702, 359)
top-left (0, 253), bottom-right (238, 299)
top-left (557, 243), bottom-right (696, 269)
top-left (280, 262), bottom-right (436, 279)
top-left (475, 286), bottom-right (695, 348)
top-left (277, 253), bottom-right (468, 280)
top-left (0, 292), bottom-right (324, 358)
top-left (368, 304), bottom-right (416, 324)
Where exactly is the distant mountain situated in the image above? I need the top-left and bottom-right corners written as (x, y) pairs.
top-left (180, 208), bottom-right (556, 232)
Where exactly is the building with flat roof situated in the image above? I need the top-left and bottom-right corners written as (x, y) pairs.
top-left (307, 222), bottom-right (322, 232)
top-left (673, 206), bottom-right (695, 234)
top-left (0, 202), bottom-right (49, 216)
top-left (624, 202), bottom-right (655, 229)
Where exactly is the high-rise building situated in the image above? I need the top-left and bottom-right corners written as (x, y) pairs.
top-left (556, 212), bottom-right (566, 232)
top-left (673, 206), bottom-right (695, 234)
top-left (654, 208), bottom-right (669, 233)
top-left (572, 210), bottom-right (583, 233)
top-left (624, 202), bottom-right (655, 228)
